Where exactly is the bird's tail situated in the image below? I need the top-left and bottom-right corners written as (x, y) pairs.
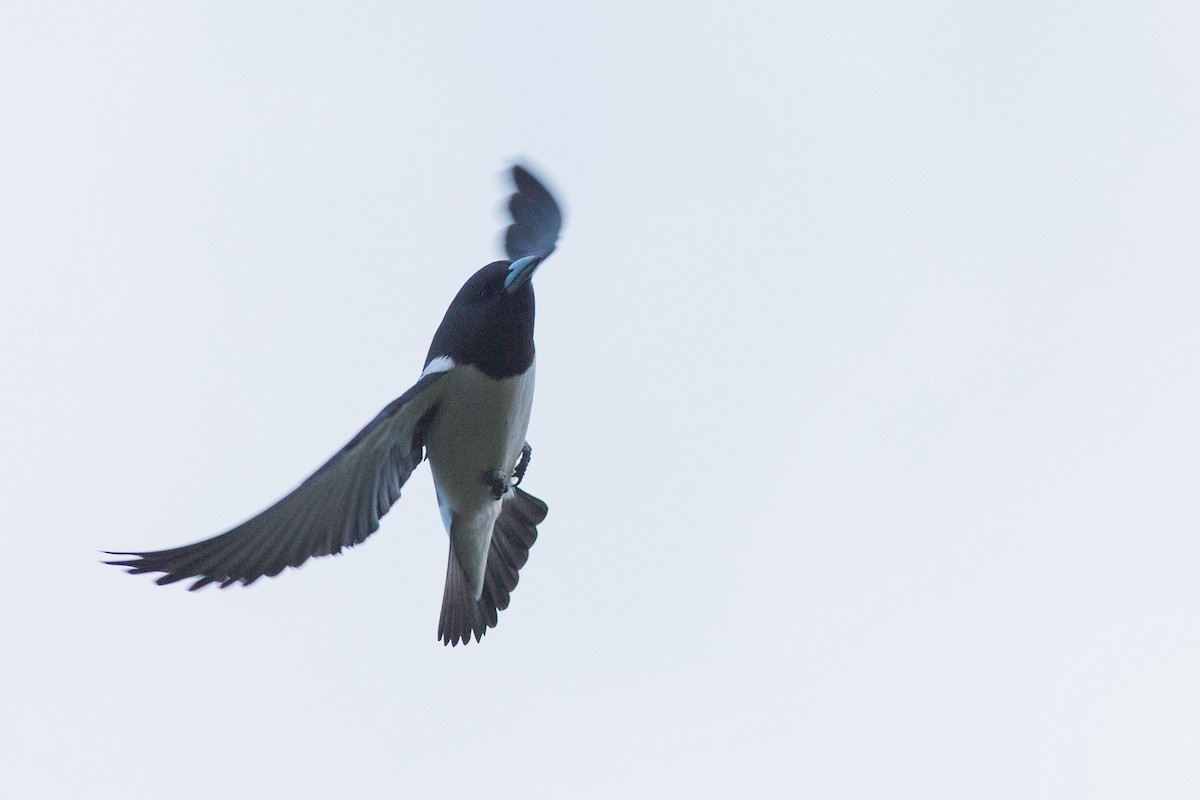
top-left (437, 487), bottom-right (548, 646)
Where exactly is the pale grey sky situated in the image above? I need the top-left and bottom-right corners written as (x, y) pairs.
top-left (2, 2), bottom-right (1199, 798)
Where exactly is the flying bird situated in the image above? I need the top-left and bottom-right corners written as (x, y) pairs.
top-left (107, 164), bottom-right (564, 646)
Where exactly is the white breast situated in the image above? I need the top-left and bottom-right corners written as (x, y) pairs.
top-left (423, 361), bottom-right (536, 595)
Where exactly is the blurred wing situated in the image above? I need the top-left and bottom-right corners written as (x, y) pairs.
top-left (438, 487), bottom-right (548, 646)
top-left (106, 372), bottom-right (447, 590)
top-left (504, 164), bottom-right (563, 262)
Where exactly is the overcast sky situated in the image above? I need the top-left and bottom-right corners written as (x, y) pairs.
top-left (2, 2), bottom-right (1199, 798)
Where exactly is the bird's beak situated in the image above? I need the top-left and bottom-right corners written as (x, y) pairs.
top-left (503, 255), bottom-right (542, 294)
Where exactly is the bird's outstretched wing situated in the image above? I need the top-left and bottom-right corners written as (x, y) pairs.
top-left (438, 487), bottom-right (548, 646)
top-left (504, 164), bottom-right (562, 262)
top-left (106, 372), bottom-right (447, 590)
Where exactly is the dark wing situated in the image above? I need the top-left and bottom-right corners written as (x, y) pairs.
top-left (504, 164), bottom-right (562, 262)
top-left (106, 372), bottom-right (447, 590)
top-left (438, 487), bottom-right (548, 646)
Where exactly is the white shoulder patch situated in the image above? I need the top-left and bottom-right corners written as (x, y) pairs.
top-left (420, 355), bottom-right (457, 379)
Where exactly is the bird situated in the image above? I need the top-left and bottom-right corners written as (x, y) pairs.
top-left (106, 164), bottom-right (563, 646)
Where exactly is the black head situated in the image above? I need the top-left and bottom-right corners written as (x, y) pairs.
top-left (422, 163), bottom-right (561, 380)
top-left (425, 259), bottom-right (539, 380)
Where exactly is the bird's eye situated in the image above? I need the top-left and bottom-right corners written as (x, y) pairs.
top-left (476, 281), bottom-right (503, 302)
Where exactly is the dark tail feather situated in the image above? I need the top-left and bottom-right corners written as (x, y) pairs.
top-left (437, 488), bottom-right (548, 646)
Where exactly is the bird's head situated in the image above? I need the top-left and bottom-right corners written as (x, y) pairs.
top-left (423, 163), bottom-right (561, 381)
top-left (453, 256), bottom-right (542, 309)
top-left (424, 258), bottom-right (541, 379)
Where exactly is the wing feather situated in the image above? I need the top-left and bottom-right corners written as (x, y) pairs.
top-left (106, 372), bottom-right (446, 589)
top-left (504, 165), bottom-right (562, 262)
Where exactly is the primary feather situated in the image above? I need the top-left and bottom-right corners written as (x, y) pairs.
top-left (504, 165), bottom-right (562, 262)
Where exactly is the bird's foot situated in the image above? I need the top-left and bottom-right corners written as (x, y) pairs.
top-left (511, 443), bottom-right (532, 488)
top-left (483, 444), bottom-right (533, 500)
top-left (483, 469), bottom-right (509, 501)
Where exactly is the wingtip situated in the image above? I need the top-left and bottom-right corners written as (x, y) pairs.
top-left (101, 552), bottom-right (141, 569)
top-left (503, 161), bottom-right (563, 263)
top-left (508, 161), bottom-right (555, 200)
top-left (509, 163), bottom-right (542, 192)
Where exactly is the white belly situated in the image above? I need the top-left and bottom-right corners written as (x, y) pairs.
top-left (424, 362), bottom-right (535, 593)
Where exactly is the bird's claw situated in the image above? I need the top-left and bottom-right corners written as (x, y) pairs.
top-left (484, 444), bottom-right (532, 501)
top-left (511, 443), bottom-right (532, 488)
